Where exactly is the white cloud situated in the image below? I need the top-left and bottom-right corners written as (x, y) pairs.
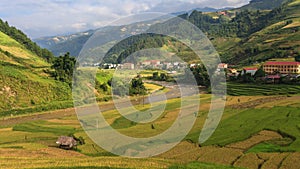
top-left (0, 0), bottom-right (250, 38)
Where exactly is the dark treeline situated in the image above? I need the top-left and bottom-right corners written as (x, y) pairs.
top-left (104, 33), bottom-right (167, 64)
top-left (0, 19), bottom-right (54, 62)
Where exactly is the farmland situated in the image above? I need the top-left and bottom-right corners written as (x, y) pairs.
top-left (0, 89), bottom-right (300, 168)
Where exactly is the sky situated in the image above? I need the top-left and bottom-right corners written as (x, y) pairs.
top-left (0, 0), bottom-right (250, 38)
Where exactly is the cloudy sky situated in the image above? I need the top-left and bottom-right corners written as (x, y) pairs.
top-left (0, 0), bottom-right (250, 38)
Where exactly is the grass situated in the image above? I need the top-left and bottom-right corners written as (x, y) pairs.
top-left (1, 95), bottom-right (300, 168)
top-left (0, 31), bottom-right (74, 114)
top-left (202, 106), bottom-right (300, 152)
top-left (246, 142), bottom-right (284, 153)
top-left (0, 100), bottom-right (74, 118)
top-left (169, 162), bottom-right (243, 169)
top-left (227, 82), bottom-right (300, 96)
top-left (12, 121), bottom-right (77, 136)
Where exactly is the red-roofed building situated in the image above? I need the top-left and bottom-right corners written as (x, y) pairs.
top-left (242, 68), bottom-right (258, 76)
top-left (218, 63), bottom-right (228, 69)
top-left (266, 74), bottom-right (281, 83)
top-left (263, 61), bottom-right (300, 74)
top-left (142, 60), bottom-right (161, 66)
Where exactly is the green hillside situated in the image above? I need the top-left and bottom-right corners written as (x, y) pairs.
top-left (220, 0), bottom-right (300, 65)
top-left (0, 31), bottom-right (72, 115)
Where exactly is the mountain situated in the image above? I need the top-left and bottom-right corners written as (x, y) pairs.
top-left (0, 23), bottom-right (72, 115)
top-left (34, 30), bottom-right (94, 57)
top-left (33, 7), bottom-right (234, 57)
top-left (34, 0), bottom-right (300, 66)
top-left (34, 21), bottom-right (159, 57)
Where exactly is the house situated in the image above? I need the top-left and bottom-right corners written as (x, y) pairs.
top-left (241, 68), bottom-right (258, 76)
top-left (263, 61), bottom-right (300, 74)
top-left (142, 60), bottom-right (160, 66)
top-left (56, 136), bottom-right (77, 149)
top-left (265, 74), bottom-right (281, 84)
top-left (219, 11), bottom-right (227, 16)
top-left (228, 68), bottom-right (237, 74)
top-left (218, 63), bottom-right (228, 69)
top-left (122, 63), bottom-right (135, 70)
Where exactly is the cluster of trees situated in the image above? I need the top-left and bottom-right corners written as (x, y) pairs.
top-left (99, 77), bottom-right (147, 97)
top-left (180, 65), bottom-right (210, 87)
top-left (190, 65), bottom-right (210, 87)
top-left (295, 55), bottom-right (300, 62)
top-left (104, 34), bottom-right (167, 64)
top-left (150, 72), bottom-right (173, 82)
top-left (0, 19), bottom-right (54, 62)
top-left (234, 67), bottom-right (266, 83)
top-left (51, 52), bottom-right (77, 85)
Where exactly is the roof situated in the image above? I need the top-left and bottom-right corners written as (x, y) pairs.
top-left (244, 68), bottom-right (258, 71)
top-left (267, 75), bottom-right (281, 79)
top-left (56, 136), bottom-right (77, 146)
top-left (264, 61), bottom-right (300, 66)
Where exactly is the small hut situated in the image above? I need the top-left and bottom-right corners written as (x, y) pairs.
top-left (56, 136), bottom-right (77, 149)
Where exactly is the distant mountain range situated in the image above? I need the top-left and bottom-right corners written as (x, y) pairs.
top-left (33, 0), bottom-right (299, 66)
top-left (33, 6), bottom-right (235, 57)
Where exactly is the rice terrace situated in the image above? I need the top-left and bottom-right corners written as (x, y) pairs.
top-left (1, 0), bottom-right (300, 168)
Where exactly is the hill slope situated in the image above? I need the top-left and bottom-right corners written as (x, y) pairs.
top-left (0, 31), bottom-right (72, 115)
top-left (220, 0), bottom-right (300, 65)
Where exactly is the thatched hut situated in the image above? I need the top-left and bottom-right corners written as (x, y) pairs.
top-left (56, 136), bottom-right (77, 149)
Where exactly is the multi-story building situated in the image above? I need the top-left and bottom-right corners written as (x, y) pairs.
top-left (263, 61), bottom-right (300, 74)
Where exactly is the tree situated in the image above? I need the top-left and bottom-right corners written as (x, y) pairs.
top-left (160, 73), bottom-right (167, 81)
top-left (130, 78), bottom-right (146, 95)
top-left (295, 55), bottom-right (300, 62)
top-left (254, 67), bottom-right (266, 79)
top-left (152, 72), bottom-right (159, 80)
top-left (51, 52), bottom-right (77, 84)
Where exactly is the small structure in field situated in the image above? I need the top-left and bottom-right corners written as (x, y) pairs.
top-left (56, 136), bottom-right (77, 149)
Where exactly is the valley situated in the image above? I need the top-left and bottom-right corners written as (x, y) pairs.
top-left (0, 0), bottom-right (300, 168)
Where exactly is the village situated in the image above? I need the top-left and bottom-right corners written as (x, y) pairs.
top-left (97, 59), bottom-right (300, 84)
top-left (220, 61), bottom-right (300, 83)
